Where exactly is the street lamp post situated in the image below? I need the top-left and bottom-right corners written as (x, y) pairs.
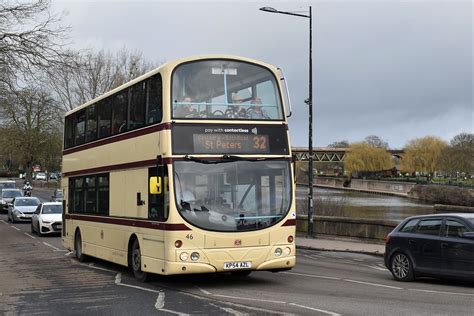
top-left (260, 6), bottom-right (314, 238)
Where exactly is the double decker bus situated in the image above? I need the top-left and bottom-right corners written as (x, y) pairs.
top-left (61, 55), bottom-right (296, 281)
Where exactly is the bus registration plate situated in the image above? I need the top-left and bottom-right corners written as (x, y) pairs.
top-left (223, 261), bottom-right (252, 270)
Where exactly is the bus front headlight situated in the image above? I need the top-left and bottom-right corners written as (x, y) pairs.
top-left (179, 252), bottom-right (189, 261)
top-left (284, 247), bottom-right (291, 255)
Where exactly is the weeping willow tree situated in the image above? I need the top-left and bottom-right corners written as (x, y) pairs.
top-left (344, 142), bottom-right (392, 175)
top-left (400, 136), bottom-right (447, 176)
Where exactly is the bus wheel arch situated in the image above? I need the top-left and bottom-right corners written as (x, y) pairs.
top-left (128, 235), bottom-right (149, 282)
top-left (74, 227), bottom-right (87, 262)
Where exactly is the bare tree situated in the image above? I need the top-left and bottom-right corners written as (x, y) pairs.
top-left (440, 133), bottom-right (474, 177)
top-left (48, 47), bottom-right (160, 111)
top-left (0, 0), bottom-right (69, 84)
top-left (0, 83), bottom-right (63, 180)
top-left (364, 135), bottom-right (389, 149)
top-left (327, 140), bottom-right (349, 148)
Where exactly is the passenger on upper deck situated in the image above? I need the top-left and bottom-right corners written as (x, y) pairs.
top-left (174, 97), bottom-right (198, 118)
top-left (227, 94), bottom-right (247, 118)
top-left (112, 113), bottom-right (126, 134)
top-left (248, 97), bottom-right (270, 119)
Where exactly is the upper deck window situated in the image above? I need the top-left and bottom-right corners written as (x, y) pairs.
top-left (172, 60), bottom-right (283, 120)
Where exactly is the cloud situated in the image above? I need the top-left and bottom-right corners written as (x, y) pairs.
top-left (53, 0), bottom-right (473, 147)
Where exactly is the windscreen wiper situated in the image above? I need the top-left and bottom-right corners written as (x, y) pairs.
top-left (222, 155), bottom-right (286, 162)
top-left (184, 155), bottom-right (232, 164)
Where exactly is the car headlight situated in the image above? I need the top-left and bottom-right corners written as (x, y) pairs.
top-left (13, 209), bottom-right (23, 215)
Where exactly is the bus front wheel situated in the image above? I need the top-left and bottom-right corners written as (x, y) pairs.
top-left (131, 239), bottom-right (148, 282)
top-left (75, 230), bottom-right (87, 262)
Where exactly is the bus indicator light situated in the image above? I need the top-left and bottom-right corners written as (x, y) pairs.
top-left (175, 240), bottom-right (183, 248)
top-left (287, 235), bottom-right (294, 243)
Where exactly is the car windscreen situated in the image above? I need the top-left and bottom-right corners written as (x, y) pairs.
top-left (0, 183), bottom-right (15, 190)
top-left (15, 198), bottom-right (40, 206)
top-left (42, 205), bottom-right (62, 214)
top-left (467, 218), bottom-right (474, 226)
top-left (3, 191), bottom-right (22, 198)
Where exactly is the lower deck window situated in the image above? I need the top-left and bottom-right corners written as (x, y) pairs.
top-left (69, 173), bottom-right (109, 215)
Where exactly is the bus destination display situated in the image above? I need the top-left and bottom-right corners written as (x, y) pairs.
top-left (193, 133), bottom-right (269, 153)
top-left (172, 124), bottom-right (288, 155)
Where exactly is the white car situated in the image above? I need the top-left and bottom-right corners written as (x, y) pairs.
top-left (35, 173), bottom-right (47, 181)
top-left (31, 202), bottom-right (62, 235)
top-left (7, 197), bottom-right (40, 222)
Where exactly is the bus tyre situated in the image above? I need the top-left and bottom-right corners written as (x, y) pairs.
top-left (131, 239), bottom-right (148, 282)
top-left (75, 231), bottom-right (87, 262)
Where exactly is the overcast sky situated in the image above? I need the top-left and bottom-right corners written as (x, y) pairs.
top-left (52, 0), bottom-right (472, 149)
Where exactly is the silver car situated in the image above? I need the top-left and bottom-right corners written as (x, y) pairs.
top-left (31, 202), bottom-right (62, 236)
top-left (1, 189), bottom-right (23, 211)
top-left (8, 197), bottom-right (41, 223)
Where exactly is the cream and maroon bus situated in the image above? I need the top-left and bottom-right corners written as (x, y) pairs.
top-left (61, 55), bottom-right (296, 281)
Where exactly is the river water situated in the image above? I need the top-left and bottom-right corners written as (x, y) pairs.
top-left (295, 186), bottom-right (434, 221)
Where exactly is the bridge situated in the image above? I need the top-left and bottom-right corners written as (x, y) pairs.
top-left (292, 147), bottom-right (404, 162)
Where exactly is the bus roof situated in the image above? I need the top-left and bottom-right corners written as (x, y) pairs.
top-left (65, 54), bottom-right (280, 117)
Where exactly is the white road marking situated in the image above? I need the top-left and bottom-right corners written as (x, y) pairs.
top-left (113, 272), bottom-right (160, 293)
top-left (343, 279), bottom-right (403, 290)
top-left (0, 220), bottom-right (7, 224)
top-left (213, 294), bottom-right (286, 304)
top-left (408, 288), bottom-right (474, 297)
top-left (155, 291), bottom-right (165, 309)
top-left (64, 251), bottom-right (73, 256)
top-left (184, 292), bottom-right (291, 315)
top-left (195, 285), bottom-right (212, 295)
top-left (289, 303), bottom-right (341, 316)
top-left (11, 226), bottom-right (20, 231)
top-left (115, 273), bottom-right (122, 284)
top-left (282, 271), bottom-right (341, 280)
top-left (24, 232), bottom-right (36, 239)
top-left (81, 262), bottom-right (117, 273)
top-left (114, 273), bottom-right (185, 315)
top-left (365, 264), bottom-right (387, 271)
top-left (43, 241), bottom-right (61, 251)
top-left (209, 302), bottom-right (246, 316)
top-left (158, 309), bottom-right (188, 315)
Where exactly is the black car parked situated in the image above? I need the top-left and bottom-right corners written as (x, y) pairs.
top-left (385, 213), bottom-right (474, 281)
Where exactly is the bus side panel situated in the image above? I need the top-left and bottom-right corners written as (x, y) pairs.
top-left (110, 169), bottom-right (148, 219)
top-left (73, 220), bottom-right (129, 267)
top-left (141, 233), bottom-right (166, 273)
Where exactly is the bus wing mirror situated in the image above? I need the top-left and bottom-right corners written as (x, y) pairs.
top-left (149, 177), bottom-right (162, 195)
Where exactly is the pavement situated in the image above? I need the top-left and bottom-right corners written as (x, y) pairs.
top-left (296, 234), bottom-right (386, 257)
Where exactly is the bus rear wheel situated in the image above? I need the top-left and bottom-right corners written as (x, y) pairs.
top-left (131, 239), bottom-right (148, 282)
